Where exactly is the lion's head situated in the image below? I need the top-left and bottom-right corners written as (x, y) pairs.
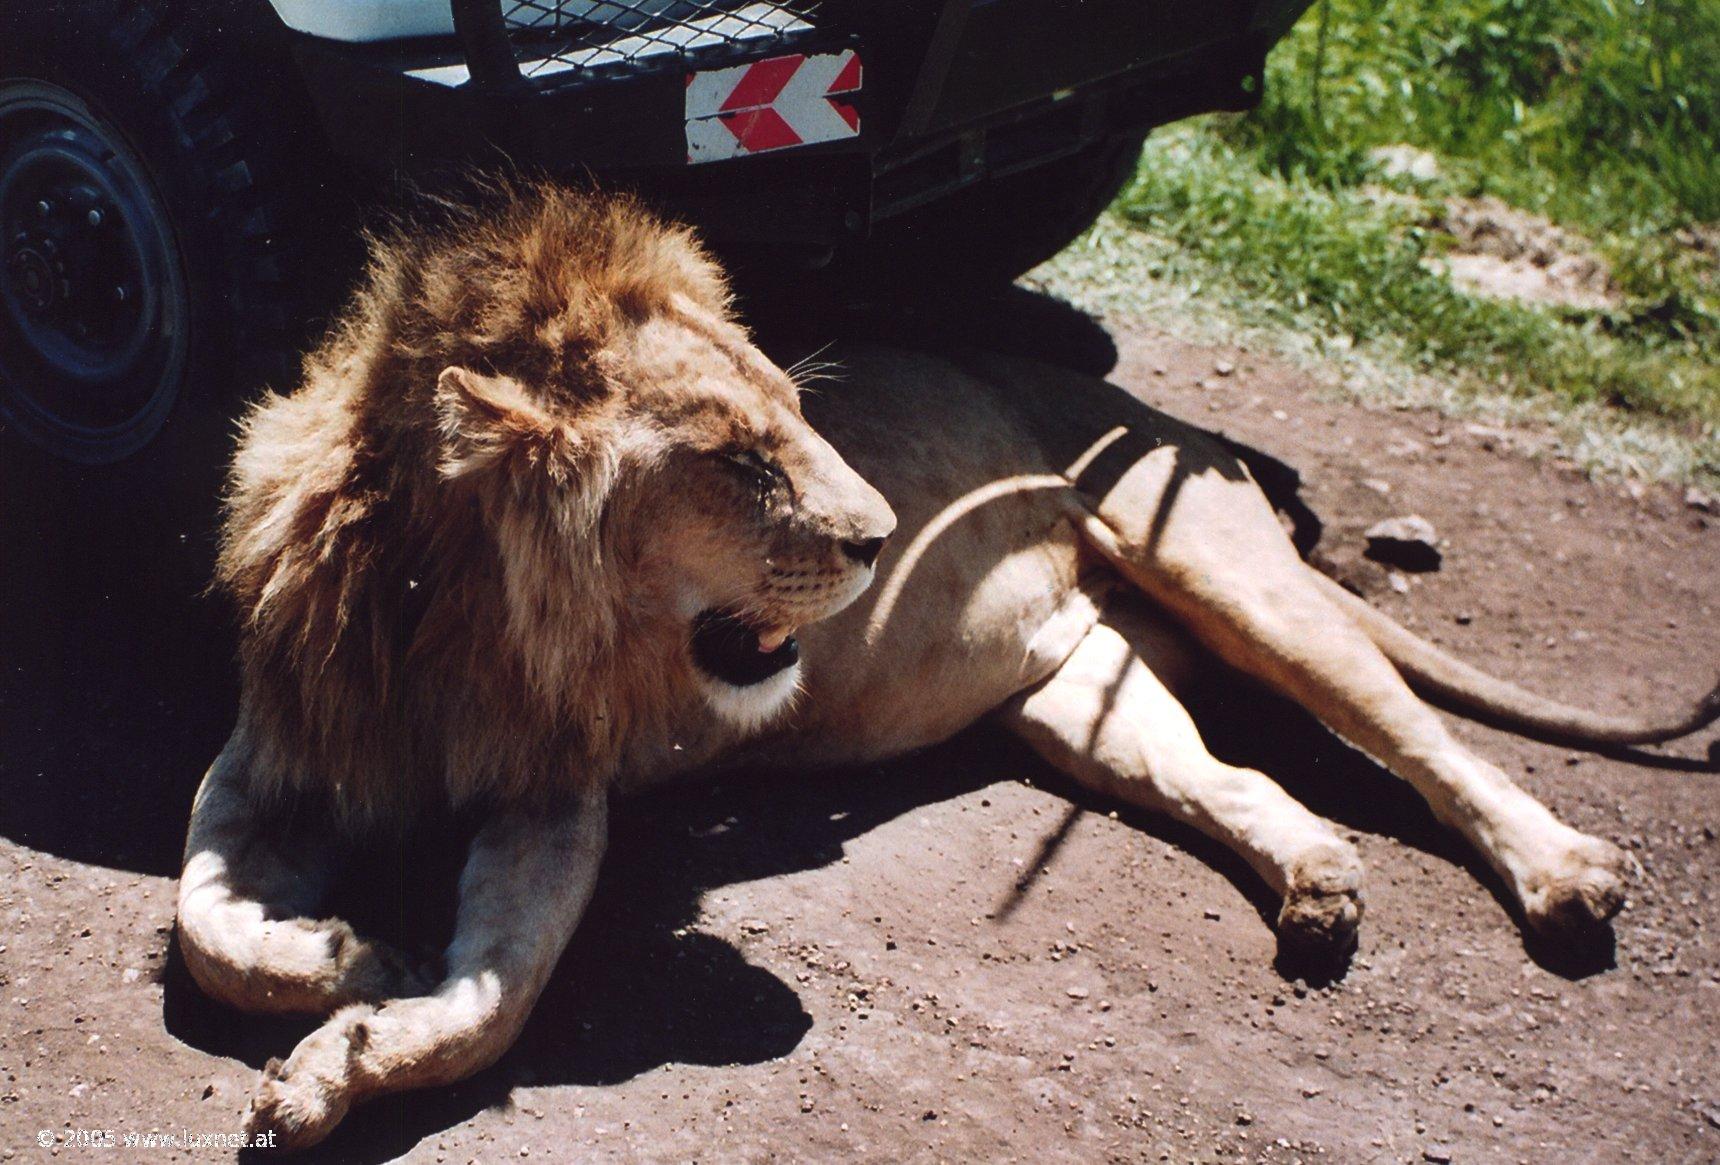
top-left (218, 183), bottom-right (893, 818)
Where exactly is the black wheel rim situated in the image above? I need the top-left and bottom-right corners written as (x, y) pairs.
top-left (0, 79), bottom-right (188, 461)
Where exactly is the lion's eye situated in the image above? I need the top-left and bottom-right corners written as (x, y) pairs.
top-left (722, 448), bottom-right (784, 487)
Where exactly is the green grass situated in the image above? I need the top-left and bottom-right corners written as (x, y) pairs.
top-left (1097, 0), bottom-right (1720, 470)
top-left (1114, 127), bottom-right (1719, 427)
top-left (1241, 0), bottom-right (1720, 229)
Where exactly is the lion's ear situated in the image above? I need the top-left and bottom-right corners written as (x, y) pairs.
top-left (435, 366), bottom-right (566, 479)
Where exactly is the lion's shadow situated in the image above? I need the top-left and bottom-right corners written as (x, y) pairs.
top-left (6, 285), bottom-right (1616, 1165)
top-left (170, 688), bottom-right (1525, 1165)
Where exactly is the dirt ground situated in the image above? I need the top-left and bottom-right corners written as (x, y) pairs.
top-left (3, 293), bottom-right (1718, 1164)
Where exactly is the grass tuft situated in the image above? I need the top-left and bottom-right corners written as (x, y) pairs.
top-left (1089, 0), bottom-right (1719, 476)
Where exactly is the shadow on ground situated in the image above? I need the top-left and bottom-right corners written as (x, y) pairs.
top-left (1, 287), bottom-right (1607, 1162)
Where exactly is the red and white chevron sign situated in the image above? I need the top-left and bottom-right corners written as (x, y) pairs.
top-left (685, 50), bottom-right (861, 164)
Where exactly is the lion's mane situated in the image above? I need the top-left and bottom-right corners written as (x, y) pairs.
top-left (215, 184), bottom-right (730, 825)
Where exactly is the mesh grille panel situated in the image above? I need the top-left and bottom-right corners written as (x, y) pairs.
top-left (500, 1), bottom-right (819, 79)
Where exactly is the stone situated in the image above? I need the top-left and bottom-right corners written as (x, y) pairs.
top-left (1364, 515), bottom-right (1442, 572)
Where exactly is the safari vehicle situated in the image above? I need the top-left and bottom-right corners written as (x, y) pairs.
top-left (0, 0), bottom-right (1311, 462)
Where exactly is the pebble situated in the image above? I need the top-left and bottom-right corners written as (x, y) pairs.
top-left (1364, 515), bottom-right (1442, 572)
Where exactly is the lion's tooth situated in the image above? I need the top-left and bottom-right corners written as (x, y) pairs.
top-left (756, 627), bottom-right (792, 653)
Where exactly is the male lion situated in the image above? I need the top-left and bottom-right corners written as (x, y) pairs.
top-left (176, 186), bottom-right (1718, 1148)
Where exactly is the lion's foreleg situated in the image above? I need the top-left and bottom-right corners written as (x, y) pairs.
top-left (243, 789), bottom-right (607, 1150)
top-left (1000, 615), bottom-right (1364, 961)
top-left (178, 736), bottom-right (432, 1016)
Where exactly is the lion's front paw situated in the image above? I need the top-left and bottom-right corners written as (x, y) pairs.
top-left (245, 1057), bottom-right (351, 1151)
top-left (244, 1006), bottom-right (371, 1151)
top-left (324, 921), bottom-right (441, 1004)
top-left (1520, 835), bottom-right (1629, 937)
top-left (1276, 845), bottom-right (1365, 964)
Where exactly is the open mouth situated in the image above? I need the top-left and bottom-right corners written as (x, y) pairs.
top-left (691, 610), bottom-right (800, 687)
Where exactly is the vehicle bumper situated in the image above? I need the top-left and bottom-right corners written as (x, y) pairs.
top-left (290, 0), bottom-right (1312, 247)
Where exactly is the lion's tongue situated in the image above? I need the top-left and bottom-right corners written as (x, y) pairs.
top-left (691, 611), bottom-right (800, 687)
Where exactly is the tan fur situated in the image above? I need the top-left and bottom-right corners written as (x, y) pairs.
top-left (177, 187), bottom-right (1716, 1150)
top-left (213, 185), bottom-right (883, 826)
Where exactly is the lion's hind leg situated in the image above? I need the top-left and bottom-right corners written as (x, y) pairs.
top-left (177, 736), bottom-right (433, 1016)
top-left (1076, 459), bottom-right (1627, 939)
top-left (1000, 610), bottom-right (1365, 962)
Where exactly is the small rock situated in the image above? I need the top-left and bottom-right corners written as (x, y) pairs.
top-left (1215, 360), bottom-right (1236, 377)
top-left (1203, 909), bottom-right (1222, 921)
top-left (738, 919), bottom-right (770, 935)
top-left (1685, 487), bottom-right (1717, 514)
top-left (1423, 1149), bottom-right (1453, 1164)
top-left (1066, 987), bottom-right (1090, 999)
top-left (1454, 612), bottom-right (1474, 625)
top-left (1388, 572), bottom-right (1411, 595)
top-left (1364, 515), bottom-right (1442, 572)
top-left (1370, 144), bottom-right (1442, 183)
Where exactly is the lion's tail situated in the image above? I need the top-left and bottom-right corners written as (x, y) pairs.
top-left (1309, 568), bottom-right (1720, 747)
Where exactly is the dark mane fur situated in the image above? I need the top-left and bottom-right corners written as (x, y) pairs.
top-left (214, 184), bottom-right (731, 826)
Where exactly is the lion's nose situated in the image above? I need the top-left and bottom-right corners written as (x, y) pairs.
top-left (842, 536), bottom-right (887, 568)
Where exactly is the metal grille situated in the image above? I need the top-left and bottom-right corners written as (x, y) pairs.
top-left (500, 1), bottom-right (819, 80)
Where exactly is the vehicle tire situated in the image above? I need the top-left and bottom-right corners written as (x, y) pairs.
top-left (0, 0), bottom-right (310, 464)
top-left (863, 130), bottom-right (1146, 296)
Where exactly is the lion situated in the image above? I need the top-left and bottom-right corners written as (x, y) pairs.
top-left (175, 185), bottom-right (1720, 1149)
